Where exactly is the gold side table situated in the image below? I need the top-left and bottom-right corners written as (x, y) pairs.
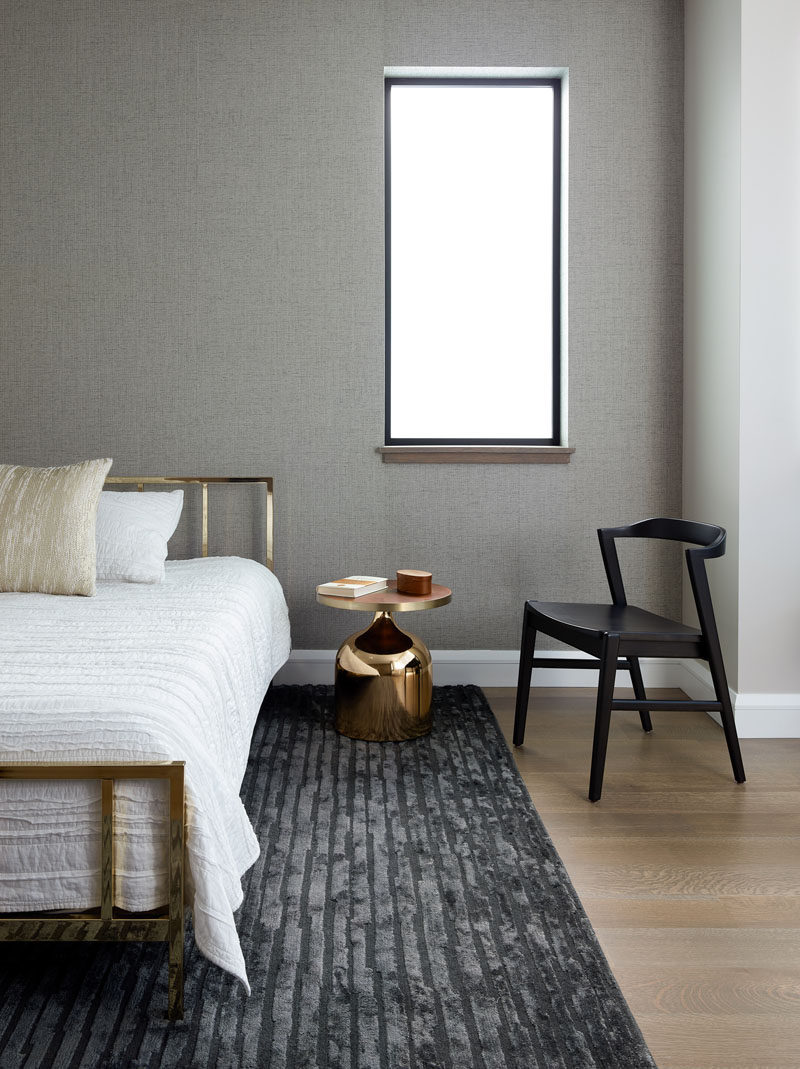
top-left (316, 581), bottom-right (452, 742)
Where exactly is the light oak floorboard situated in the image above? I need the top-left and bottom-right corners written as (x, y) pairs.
top-left (485, 686), bottom-right (800, 1069)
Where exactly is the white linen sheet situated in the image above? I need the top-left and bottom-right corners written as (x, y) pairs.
top-left (0, 556), bottom-right (291, 991)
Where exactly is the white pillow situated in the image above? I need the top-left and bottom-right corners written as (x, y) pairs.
top-left (95, 490), bottom-right (184, 583)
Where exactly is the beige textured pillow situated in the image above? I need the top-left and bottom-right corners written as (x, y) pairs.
top-left (0, 458), bottom-right (113, 596)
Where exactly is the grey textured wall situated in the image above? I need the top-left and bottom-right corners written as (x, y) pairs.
top-left (0, 0), bottom-right (684, 650)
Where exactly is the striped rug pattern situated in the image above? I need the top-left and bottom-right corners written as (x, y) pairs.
top-left (0, 685), bottom-right (656, 1068)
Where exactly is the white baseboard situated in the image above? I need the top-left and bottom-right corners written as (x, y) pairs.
top-left (274, 649), bottom-right (800, 737)
top-left (430, 649), bottom-right (688, 688)
top-left (274, 649), bottom-right (684, 688)
top-left (679, 658), bottom-right (800, 738)
top-left (274, 650), bottom-right (337, 685)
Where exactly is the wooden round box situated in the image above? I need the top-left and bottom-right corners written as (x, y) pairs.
top-left (396, 569), bottom-right (432, 596)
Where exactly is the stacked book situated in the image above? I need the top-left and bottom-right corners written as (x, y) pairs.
top-left (316, 576), bottom-right (388, 598)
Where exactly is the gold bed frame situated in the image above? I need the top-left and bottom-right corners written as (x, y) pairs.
top-left (0, 476), bottom-right (275, 1021)
top-left (106, 475), bottom-right (274, 570)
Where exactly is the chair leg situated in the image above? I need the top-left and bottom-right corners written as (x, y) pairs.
top-left (513, 610), bottom-right (537, 747)
top-left (627, 657), bottom-right (653, 732)
top-left (589, 635), bottom-right (619, 802)
top-left (706, 646), bottom-right (746, 784)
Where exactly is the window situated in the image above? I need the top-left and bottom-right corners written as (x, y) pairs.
top-left (385, 77), bottom-right (562, 447)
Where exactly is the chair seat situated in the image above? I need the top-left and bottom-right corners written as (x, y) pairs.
top-left (527, 601), bottom-right (702, 643)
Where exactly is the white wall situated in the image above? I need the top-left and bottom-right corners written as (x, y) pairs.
top-left (738, 0), bottom-right (800, 696)
top-left (684, 0), bottom-right (800, 733)
top-left (683, 0), bottom-right (742, 686)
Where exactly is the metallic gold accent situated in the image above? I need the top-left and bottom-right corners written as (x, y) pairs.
top-left (0, 761), bottom-right (186, 1021)
top-left (265, 485), bottom-right (275, 577)
top-left (316, 582), bottom-right (451, 614)
top-left (168, 762), bottom-right (185, 1020)
top-left (201, 482), bottom-right (209, 558)
top-left (334, 612), bottom-right (434, 741)
top-left (101, 779), bottom-right (114, 920)
top-left (105, 476), bottom-right (274, 570)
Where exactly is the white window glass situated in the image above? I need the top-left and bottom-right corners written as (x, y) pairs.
top-left (386, 79), bottom-right (560, 443)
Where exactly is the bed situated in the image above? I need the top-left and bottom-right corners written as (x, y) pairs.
top-left (0, 475), bottom-right (290, 1018)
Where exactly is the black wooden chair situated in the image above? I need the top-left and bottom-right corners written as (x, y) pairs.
top-left (513, 518), bottom-right (746, 802)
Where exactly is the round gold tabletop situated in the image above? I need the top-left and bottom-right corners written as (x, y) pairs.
top-left (316, 580), bottom-right (452, 613)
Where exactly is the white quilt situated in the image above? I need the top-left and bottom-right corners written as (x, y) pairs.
top-left (0, 556), bottom-right (290, 991)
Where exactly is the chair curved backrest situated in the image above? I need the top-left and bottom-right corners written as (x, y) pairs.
top-left (597, 517), bottom-right (726, 654)
top-left (600, 517), bottom-right (725, 554)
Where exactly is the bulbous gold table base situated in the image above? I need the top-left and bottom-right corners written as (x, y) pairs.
top-left (334, 612), bottom-right (433, 741)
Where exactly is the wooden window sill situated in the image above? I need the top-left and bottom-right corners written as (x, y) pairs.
top-left (377, 445), bottom-right (575, 464)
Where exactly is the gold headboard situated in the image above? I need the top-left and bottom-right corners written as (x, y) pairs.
top-left (104, 476), bottom-right (274, 571)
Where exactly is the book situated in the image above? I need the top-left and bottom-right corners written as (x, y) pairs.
top-left (316, 575), bottom-right (388, 598)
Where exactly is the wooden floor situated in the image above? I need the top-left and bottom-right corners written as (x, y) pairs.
top-left (485, 687), bottom-right (800, 1069)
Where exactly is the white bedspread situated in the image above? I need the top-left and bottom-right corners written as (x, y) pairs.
top-left (0, 556), bottom-right (290, 990)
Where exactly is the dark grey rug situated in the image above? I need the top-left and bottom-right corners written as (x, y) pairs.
top-left (0, 685), bottom-right (657, 1069)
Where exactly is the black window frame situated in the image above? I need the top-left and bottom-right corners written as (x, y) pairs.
top-left (384, 75), bottom-right (563, 447)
